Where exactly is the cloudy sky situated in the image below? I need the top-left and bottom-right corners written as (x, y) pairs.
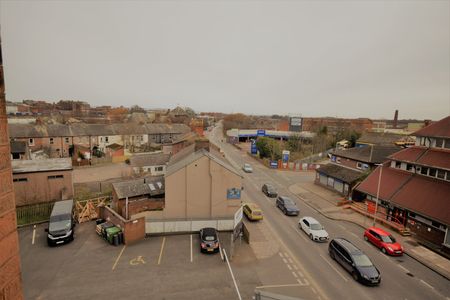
top-left (0, 1), bottom-right (449, 120)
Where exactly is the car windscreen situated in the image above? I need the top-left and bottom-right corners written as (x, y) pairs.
top-left (381, 235), bottom-right (396, 243)
top-left (353, 254), bottom-right (373, 267)
top-left (204, 235), bottom-right (216, 241)
top-left (310, 223), bottom-right (323, 230)
top-left (50, 213), bottom-right (71, 222)
top-left (284, 198), bottom-right (295, 206)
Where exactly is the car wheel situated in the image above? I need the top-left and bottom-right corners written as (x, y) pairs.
top-left (381, 247), bottom-right (387, 254)
top-left (364, 235), bottom-right (368, 242)
top-left (352, 272), bottom-right (359, 281)
top-left (309, 234), bottom-right (313, 240)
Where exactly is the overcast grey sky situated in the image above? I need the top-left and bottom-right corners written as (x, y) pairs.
top-left (0, 1), bottom-right (449, 120)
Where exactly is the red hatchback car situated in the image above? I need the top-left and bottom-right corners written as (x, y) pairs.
top-left (364, 227), bottom-right (403, 256)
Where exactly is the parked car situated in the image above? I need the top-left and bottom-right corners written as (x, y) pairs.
top-left (328, 238), bottom-right (381, 286)
top-left (364, 227), bottom-right (403, 256)
top-left (262, 183), bottom-right (278, 198)
top-left (45, 199), bottom-right (75, 247)
top-left (276, 196), bottom-right (299, 216)
top-left (199, 227), bottom-right (220, 253)
top-left (242, 163), bottom-right (253, 173)
top-left (298, 217), bottom-right (329, 242)
top-left (243, 203), bottom-right (263, 221)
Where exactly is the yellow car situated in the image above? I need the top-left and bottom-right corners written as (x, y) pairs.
top-left (243, 203), bottom-right (263, 221)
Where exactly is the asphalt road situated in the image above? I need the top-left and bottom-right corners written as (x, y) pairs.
top-left (208, 124), bottom-right (450, 300)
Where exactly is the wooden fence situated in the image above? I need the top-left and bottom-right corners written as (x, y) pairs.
top-left (16, 202), bottom-right (55, 227)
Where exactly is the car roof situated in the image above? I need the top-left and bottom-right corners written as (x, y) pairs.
top-left (51, 199), bottom-right (74, 216)
top-left (333, 238), bottom-right (362, 254)
top-left (301, 216), bottom-right (320, 224)
top-left (244, 203), bottom-right (261, 210)
top-left (264, 183), bottom-right (274, 188)
top-left (368, 227), bottom-right (390, 236)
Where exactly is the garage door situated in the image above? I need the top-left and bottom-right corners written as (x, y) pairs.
top-left (334, 180), bottom-right (343, 194)
top-left (320, 174), bottom-right (328, 185)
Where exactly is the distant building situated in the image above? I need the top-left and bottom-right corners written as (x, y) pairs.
top-left (10, 140), bottom-right (29, 160)
top-left (130, 153), bottom-right (171, 176)
top-left (354, 116), bottom-right (450, 254)
top-left (356, 131), bottom-right (413, 147)
top-left (302, 117), bottom-right (373, 133)
top-left (12, 158), bottom-right (73, 206)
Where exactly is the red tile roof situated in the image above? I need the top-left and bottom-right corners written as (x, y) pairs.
top-left (355, 165), bottom-right (412, 201)
top-left (391, 175), bottom-right (450, 225)
top-left (413, 116), bottom-right (450, 138)
top-left (389, 147), bottom-right (450, 170)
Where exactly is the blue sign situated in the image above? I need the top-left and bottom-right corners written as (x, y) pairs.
top-left (227, 188), bottom-right (241, 199)
top-left (257, 129), bottom-right (266, 136)
top-left (270, 161), bottom-right (278, 169)
top-left (251, 140), bottom-right (258, 154)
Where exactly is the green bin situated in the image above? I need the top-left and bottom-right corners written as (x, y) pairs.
top-left (106, 226), bottom-right (122, 244)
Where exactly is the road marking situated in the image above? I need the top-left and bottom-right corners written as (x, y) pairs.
top-left (311, 287), bottom-right (318, 294)
top-left (256, 283), bottom-right (305, 289)
top-left (292, 264), bottom-right (298, 270)
top-left (32, 225), bottom-right (36, 245)
top-left (288, 258), bottom-right (293, 264)
top-left (287, 264), bottom-right (292, 270)
top-left (420, 280), bottom-right (434, 289)
top-left (338, 224), bottom-right (346, 230)
top-left (292, 225), bottom-right (308, 242)
top-left (112, 245), bottom-right (126, 271)
top-left (319, 254), bottom-right (348, 282)
top-left (158, 237), bottom-right (166, 265)
top-left (292, 271), bottom-right (298, 278)
top-left (297, 269), bottom-right (304, 277)
top-left (398, 264), bottom-right (410, 273)
top-left (223, 249), bottom-right (242, 300)
top-left (297, 278), bottom-right (310, 286)
top-left (129, 255), bottom-right (146, 266)
top-left (190, 234), bottom-right (193, 262)
top-left (282, 258), bottom-right (288, 264)
top-left (279, 252), bottom-right (284, 258)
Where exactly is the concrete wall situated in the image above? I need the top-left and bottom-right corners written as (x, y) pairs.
top-left (0, 46), bottom-right (24, 299)
top-left (13, 170), bottom-right (73, 206)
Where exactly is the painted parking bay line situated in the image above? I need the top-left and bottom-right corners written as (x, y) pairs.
top-left (112, 245), bottom-right (126, 271)
top-left (158, 237), bottom-right (166, 265)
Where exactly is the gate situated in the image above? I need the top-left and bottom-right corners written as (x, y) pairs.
top-left (75, 196), bottom-right (110, 223)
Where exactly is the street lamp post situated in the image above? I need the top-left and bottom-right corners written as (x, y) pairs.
top-left (373, 163), bottom-right (383, 226)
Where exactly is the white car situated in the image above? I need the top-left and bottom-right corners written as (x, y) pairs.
top-left (299, 217), bottom-right (329, 242)
top-left (242, 163), bottom-right (253, 173)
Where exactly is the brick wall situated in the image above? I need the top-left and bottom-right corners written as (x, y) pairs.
top-left (99, 206), bottom-right (145, 244)
top-left (117, 198), bottom-right (164, 218)
top-left (0, 37), bottom-right (24, 299)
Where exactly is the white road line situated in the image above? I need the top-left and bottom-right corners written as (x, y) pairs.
top-left (292, 271), bottom-right (298, 278)
top-left (292, 225), bottom-right (309, 242)
top-left (31, 225), bottom-right (36, 245)
top-left (279, 252), bottom-right (284, 258)
top-left (338, 224), bottom-right (346, 230)
top-left (319, 254), bottom-right (349, 282)
top-left (311, 287), bottom-right (318, 294)
top-left (292, 265), bottom-right (298, 270)
top-left (223, 249), bottom-right (242, 300)
top-left (283, 252), bottom-right (289, 258)
top-left (288, 258), bottom-right (293, 264)
top-left (297, 270), bottom-right (304, 277)
top-left (397, 264), bottom-right (409, 273)
top-left (420, 280), bottom-right (434, 289)
top-left (282, 258), bottom-right (288, 264)
top-left (297, 278), bottom-right (310, 286)
top-left (190, 234), bottom-right (193, 263)
top-left (287, 264), bottom-right (292, 270)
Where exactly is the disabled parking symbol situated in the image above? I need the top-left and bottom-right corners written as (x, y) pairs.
top-left (129, 256), bottom-right (146, 266)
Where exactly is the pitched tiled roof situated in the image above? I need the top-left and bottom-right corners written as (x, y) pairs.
top-left (10, 141), bottom-right (26, 153)
top-left (316, 164), bottom-right (363, 184)
top-left (12, 158), bottom-right (72, 173)
top-left (357, 132), bottom-right (406, 146)
top-left (389, 147), bottom-right (450, 170)
top-left (413, 116), bottom-right (450, 138)
top-left (112, 177), bottom-right (164, 199)
top-left (130, 153), bottom-right (171, 167)
top-left (332, 145), bottom-right (399, 164)
top-left (8, 123), bottom-right (191, 138)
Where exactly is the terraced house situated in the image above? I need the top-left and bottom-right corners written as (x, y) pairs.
top-left (8, 123), bottom-right (191, 158)
top-left (355, 116), bottom-right (450, 254)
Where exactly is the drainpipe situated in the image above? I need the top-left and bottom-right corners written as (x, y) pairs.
top-left (125, 196), bottom-right (129, 220)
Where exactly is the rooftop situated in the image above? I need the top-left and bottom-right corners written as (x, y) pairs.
top-left (12, 158), bottom-right (72, 173)
top-left (389, 147), bottom-right (450, 170)
top-left (332, 145), bottom-right (399, 164)
top-left (112, 177), bottom-right (165, 199)
top-left (357, 132), bottom-right (408, 146)
top-left (317, 164), bottom-right (363, 184)
top-left (130, 153), bottom-right (171, 167)
top-left (413, 116), bottom-right (450, 138)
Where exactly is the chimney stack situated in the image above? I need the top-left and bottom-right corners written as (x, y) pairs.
top-left (393, 110), bottom-right (398, 129)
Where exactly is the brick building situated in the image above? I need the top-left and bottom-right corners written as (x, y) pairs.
top-left (302, 117), bottom-right (373, 133)
top-left (354, 116), bottom-right (450, 253)
top-left (0, 36), bottom-right (24, 299)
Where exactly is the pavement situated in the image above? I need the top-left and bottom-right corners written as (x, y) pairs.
top-left (288, 180), bottom-right (450, 281)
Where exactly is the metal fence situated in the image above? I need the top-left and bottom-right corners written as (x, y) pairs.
top-left (145, 219), bottom-right (234, 234)
top-left (16, 202), bottom-right (55, 227)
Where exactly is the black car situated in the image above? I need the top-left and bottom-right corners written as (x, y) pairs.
top-left (276, 196), bottom-right (299, 216)
top-left (199, 227), bottom-right (220, 253)
top-left (328, 238), bottom-right (381, 286)
top-left (262, 183), bottom-right (278, 198)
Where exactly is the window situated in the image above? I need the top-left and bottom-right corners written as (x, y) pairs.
top-left (140, 136), bottom-right (144, 141)
top-left (49, 138), bottom-right (54, 145)
top-left (48, 175), bottom-right (64, 179)
top-left (445, 139), bottom-right (450, 149)
top-left (445, 228), bottom-right (450, 247)
top-left (435, 138), bottom-right (444, 148)
top-left (13, 178), bottom-right (28, 182)
top-left (437, 170), bottom-right (446, 179)
top-left (65, 137), bottom-right (70, 143)
top-left (407, 164), bottom-right (414, 172)
top-left (356, 162), bottom-right (362, 169)
top-left (395, 161), bottom-right (401, 169)
top-left (429, 168), bottom-right (437, 177)
top-left (155, 166), bottom-right (163, 172)
top-left (420, 167), bottom-right (429, 175)
top-left (105, 137), bottom-right (109, 143)
top-left (29, 138), bottom-right (34, 146)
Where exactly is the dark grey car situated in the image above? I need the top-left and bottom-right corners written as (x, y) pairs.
top-left (276, 196), bottom-right (299, 216)
top-left (262, 183), bottom-right (278, 198)
top-left (329, 238), bottom-right (381, 286)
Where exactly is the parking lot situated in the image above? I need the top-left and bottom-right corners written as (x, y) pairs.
top-left (18, 220), bottom-right (323, 300)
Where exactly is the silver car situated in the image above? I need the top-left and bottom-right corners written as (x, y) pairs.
top-left (242, 163), bottom-right (253, 173)
top-left (299, 216), bottom-right (329, 242)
